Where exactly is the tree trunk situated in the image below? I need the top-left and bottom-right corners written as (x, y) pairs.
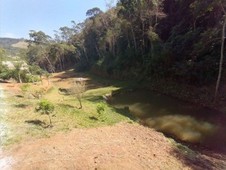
top-left (48, 114), bottom-right (52, 126)
top-left (215, 15), bottom-right (226, 102)
top-left (95, 45), bottom-right (102, 59)
top-left (77, 96), bottom-right (82, 109)
top-left (45, 56), bottom-right (55, 73)
top-left (59, 57), bottom-right (63, 71)
top-left (155, 7), bottom-right (158, 25)
top-left (83, 46), bottom-right (89, 63)
top-left (40, 75), bottom-right (43, 85)
top-left (18, 72), bottom-right (22, 83)
top-left (131, 26), bottom-right (137, 53)
top-left (141, 20), bottom-right (145, 55)
top-left (112, 35), bottom-right (116, 57)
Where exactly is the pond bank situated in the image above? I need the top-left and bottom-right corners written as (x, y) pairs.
top-left (109, 88), bottom-right (226, 154)
top-left (90, 70), bottom-right (226, 113)
top-left (144, 78), bottom-right (226, 113)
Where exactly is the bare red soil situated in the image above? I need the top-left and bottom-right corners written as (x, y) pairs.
top-left (0, 123), bottom-right (225, 170)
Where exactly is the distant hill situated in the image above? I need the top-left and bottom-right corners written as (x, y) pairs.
top-left (0, 38), bottom-right (28, 56)
top-left (0, 38), bottom-right (28, 49)
top-left (11, 41), bottom-right (28, 49)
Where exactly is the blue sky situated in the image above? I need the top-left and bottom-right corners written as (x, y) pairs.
top-left (0, 0), bottom-right (117, 39)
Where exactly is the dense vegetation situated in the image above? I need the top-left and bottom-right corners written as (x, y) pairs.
top-left (1, 0), bottom-right (226, 87)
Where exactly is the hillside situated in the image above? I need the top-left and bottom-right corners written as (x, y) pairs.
top-left (0, 38), bottom-right (21, 48)
top-left (11, 41), bottom-right (28, 49)
top-left (0, 38), bottom-right (28, 56)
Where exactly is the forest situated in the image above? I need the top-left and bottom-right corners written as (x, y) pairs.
top-left (1, 0), bottom-right (226, 169)
top-left (0, 0), bottom-right (225, 88)
top-left (21, 0), bottom-right (225, 86)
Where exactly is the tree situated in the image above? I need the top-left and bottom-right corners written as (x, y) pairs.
top-left (29, 65), bottom-right (45, 84)
top-left (27, 30), bottom-right (56, 72)
top-left (58, 26), bottom-right (75, 42)
top-left (0, 65), bottom-right (11, 81)
top-left (215, 2), bottom-right (226, 101)
top-left (28, 30), bottom-right (51, 45)
top-left (13, 62), bottom-right (24, 83)
top-left (0, 48), bottom-right (5, 61)
top-left (0, 48), bottom-right (5, 73)
top-left (48, 43), bottom-right (76, 71)
top-left (58, 79), bottom-right (86, 109)
top-left (27, 44), bottom-right (55, 72)
top-left (86, 7), bottom-right (103, 18)
top-left (25, 0), bottom-right (225, 88)
top-left (71, 79), bottom-right (86, 109)
top-left (36, 99), bottom-right (55, 127)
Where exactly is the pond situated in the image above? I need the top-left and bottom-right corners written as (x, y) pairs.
top-left (109, 89), bottom-right (226, 152)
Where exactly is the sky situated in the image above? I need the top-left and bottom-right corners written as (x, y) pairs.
top-left (0, 0), bottom-right (117, 39)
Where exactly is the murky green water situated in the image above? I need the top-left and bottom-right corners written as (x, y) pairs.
top-left (110, 89), bottom-right (226, 151)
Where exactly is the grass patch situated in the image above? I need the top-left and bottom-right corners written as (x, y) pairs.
top-left (2, 72), bottom-right (134, 147)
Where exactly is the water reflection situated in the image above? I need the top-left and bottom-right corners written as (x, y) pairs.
top-left (110, 89), bottom-right (224, 148)
top-left (144, 115), bottom-right (216, 143)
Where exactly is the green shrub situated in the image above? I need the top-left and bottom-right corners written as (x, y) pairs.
top-left (36, 99), bottom-right (55, 126)
top-left (25, 74), bottom-right (41, 83)
top-left (0, 67), bottom-right (13, 80)
top-left (96, 103), bottom-right (105, 115)
top-left (20, 84), bottom-right (31, 93)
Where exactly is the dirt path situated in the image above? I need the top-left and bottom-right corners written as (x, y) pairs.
top-left (0, 85), bottom-right (14, 170)
top-left (0, 123), bottom-right (224, 170)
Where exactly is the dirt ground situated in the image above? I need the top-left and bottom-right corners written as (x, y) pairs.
top-left (1, 71), bottom-right (226, 170)
top-left (0, 123), bottom-right (224, 170)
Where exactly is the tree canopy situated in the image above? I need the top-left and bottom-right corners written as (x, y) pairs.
top-left (25, 0), bottom-right (226, 86)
